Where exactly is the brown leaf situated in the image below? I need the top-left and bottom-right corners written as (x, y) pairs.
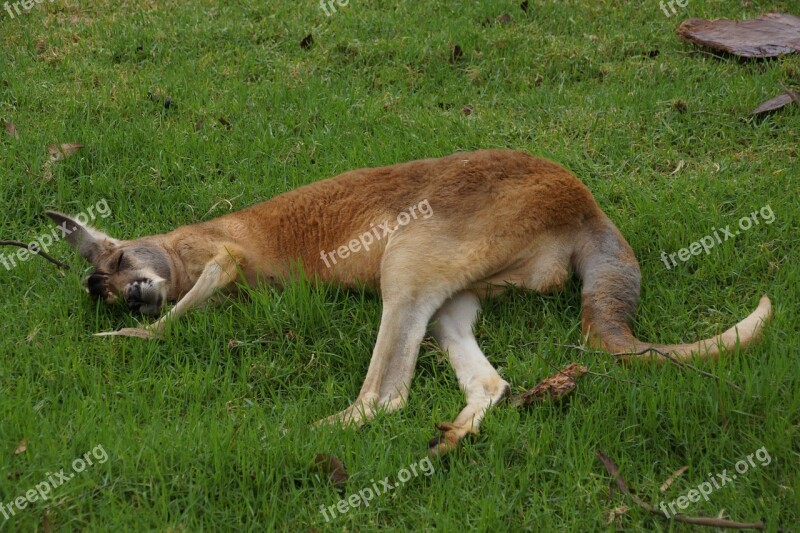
top-left (606, 505), bottom-right (630, 524)
top-left (3, 120), bottom-right (19, 139)
top-left (42, 512), bottom-right (53, 533)
top-left (14, 439), bottom-right (27, 455)
top-left (660, 465), bottom-right (689, 492)
top-left (36, 39), bottom-right (46, 54)
top-left (194, 119), bottom-right (204, 131)
top-left (495, 13), bottom-right (512, 25)
top-left (677, 13), bottom-right (800, 58)
top-left (48, 143), bottom-right (84, 161)
top-left (312, 453), bottom-right (348, 487)
top-left (461, 105), bottom-right (473, 116)
top-left (510, 363), bottom-right (588, 407)
top-left (300, 33), bottom-right (314, 49)
top-left (148, 90), bottom-right (173, 110)
top-left (670, 159), bottom-right (685, 175)
top-left (750, 92), bottom-right (798, 115)
top-left (42, 143), bottom-right (84, 180)
top-left (450, 45), bottom-right (463, 63)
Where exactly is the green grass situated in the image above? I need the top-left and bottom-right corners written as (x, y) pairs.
top-left (1, 0), bottom-right (798, 530)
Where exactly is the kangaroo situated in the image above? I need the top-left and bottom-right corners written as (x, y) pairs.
top-left (46, 149), bottom-right (772, 454)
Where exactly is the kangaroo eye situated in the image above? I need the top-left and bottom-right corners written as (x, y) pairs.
top-left (116, 252), bottom-right (125, 271)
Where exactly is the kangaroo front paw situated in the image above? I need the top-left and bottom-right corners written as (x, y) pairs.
top-left (94, 326), bottom-right (163, 340)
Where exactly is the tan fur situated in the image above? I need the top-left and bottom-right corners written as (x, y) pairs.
top-left (47, 149), bottom-right (772, 453)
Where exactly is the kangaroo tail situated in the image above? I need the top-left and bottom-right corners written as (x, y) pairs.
top-left (573, 216), bottom-right (772, 362)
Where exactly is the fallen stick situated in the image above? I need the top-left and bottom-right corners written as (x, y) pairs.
top-left (611, 346), bottom-right (743, 393)
top-left (596, 450), bottom-right (766, 530)
top-left (0, 240), bottom-right (70, 269)
top-left (531, 341), bottom-right (744, 393)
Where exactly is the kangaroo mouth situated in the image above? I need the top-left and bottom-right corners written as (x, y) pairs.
top-left (124, 279), bottom-right (165, 316)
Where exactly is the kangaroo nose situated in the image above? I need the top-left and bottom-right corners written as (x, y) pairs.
top-left (128, 283), bottom-right (141, 301)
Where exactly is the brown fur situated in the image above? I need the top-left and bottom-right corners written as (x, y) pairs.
top-left (47, 149), bottom-right (772, 452)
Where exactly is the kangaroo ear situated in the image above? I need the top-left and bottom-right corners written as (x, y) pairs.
top-left (44, 210), bottom-right (119, 263)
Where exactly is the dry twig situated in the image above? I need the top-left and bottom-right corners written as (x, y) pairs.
top-left (0, 240), bottom-right (69, 269)
top-left (611, 346), bottom-right (743, 392)
top-left (596, 450), bottom-right (766, 530)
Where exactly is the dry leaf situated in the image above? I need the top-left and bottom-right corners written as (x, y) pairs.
top-left (312, 453), bottom-right (349, 487)
top-left (3, 120), bottom-right (18, 139)
top-left (750, 91), bottom-right (799, 115)
top-left (42, 143), bottom-right (84, 180)
top-left (510, 362), bottom-right (588, 407)
top-left (450, 45), bottom-right (463, 63)
top-left (47, 143), bottom-right (84, 162)
top-left (26, 325), bottom-right (41, 342)
top-left (660, 465), bottom-right (689, 492)
top-left (14, 439), bottom-right (27, 455)
top-left (495, 13), bottom-right (512, 25)
top-left (148, 90), bottom-right (173, 110)
top-left (606, 505), bottom-right (630, 524)
top-left (677, 13), bottom-right (800, 58)
top-left (461, 105), bottom-right (473, 116)
top-left (42, 512), bottom-right (53, 533)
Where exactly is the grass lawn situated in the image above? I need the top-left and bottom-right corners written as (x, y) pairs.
top-left (1, 0), bottom-right (798, 530)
